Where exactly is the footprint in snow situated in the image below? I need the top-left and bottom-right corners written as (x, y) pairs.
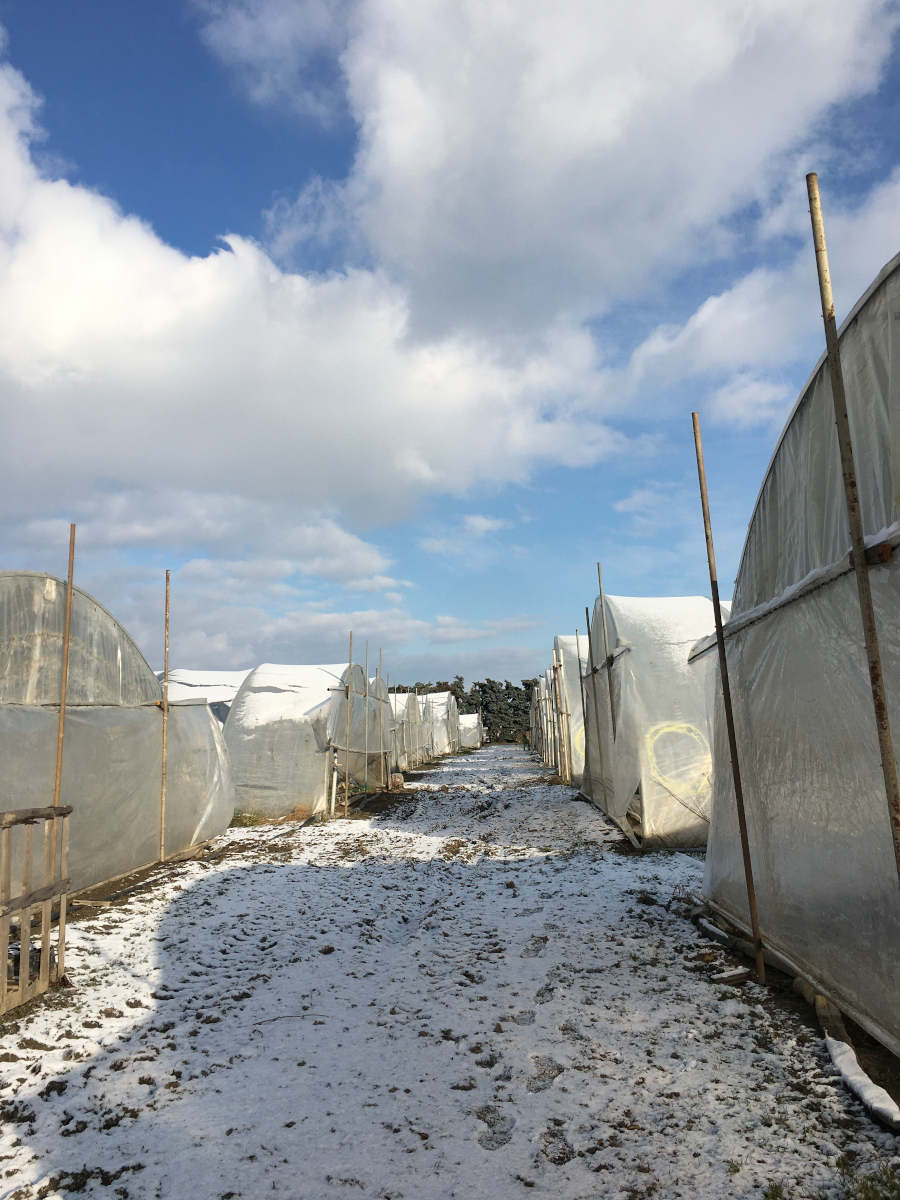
top-left (510, 1010), bottom-right (535, 1026)
top-left (526, 1056), bottom-right (564, 1093)
top-left (474, 1105), bottom-right (515, 1150)
top-left (520, 935), bottom-right (549, 958)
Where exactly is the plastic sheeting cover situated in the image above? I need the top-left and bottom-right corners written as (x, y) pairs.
top-left (704, 253), bottom-right (900, 1057)
top-left (225, 662), bottom-right (389, 819)
top-left (0, 701), bottom-right (234, 894)
top-left (0, 572), bottom-right (160, 706)
top-left (426, 691), bottom-right (460, 757)
top-left (166, 668), bottom-right (252, 723)
top-left (458, 713), bottom-right (483, 749)
top-left (553, 635), bottom-right (587, 789)
top-left (390, 692), bottom-right (425, 770)
top-left (582, 596), bottom-right (718, 847)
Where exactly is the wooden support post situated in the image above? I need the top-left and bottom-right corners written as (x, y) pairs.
top-left (160, 569), bottom-right (170, 862)
top-left (692, 411), bottom-right (766, 983)
top-left (0, 827), bottom-right (10, 1011)
top-left (38, 820), bottom-right (52, 990)
top-left (574, 628), bottom-right (587, 785)
top-left (20, 822), bottom-right (33, 1000)
top-left (807, 172), bottom-right (900, 883)
top-left (53, 524), bottom-right (76, 810)
top-left (378, 649), bottom-right (385, 788)
top-left (596, 563), bottom-right (617, 739)
top-left (364, 642), bottom-right (370, 798)
top-left (585, 606), bottom-right (609, 805)
top-left (56, 815), bottom-right (69, 981)
top-left (552, 650), bottom-right (569, 782)
top-left (344, 632), bottom-right (353, 818)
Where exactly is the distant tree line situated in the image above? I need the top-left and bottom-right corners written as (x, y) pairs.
top-left (390, 675), bottom-right (540, 743)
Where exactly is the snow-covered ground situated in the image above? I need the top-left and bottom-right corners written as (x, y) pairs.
top-left (1, 746), bottom-right (897, 1199)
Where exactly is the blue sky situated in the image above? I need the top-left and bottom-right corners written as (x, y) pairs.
top-left (0, 0), bottom-right (898, 683)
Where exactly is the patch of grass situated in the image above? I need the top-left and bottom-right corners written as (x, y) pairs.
top-left (833, 1160), bottom-right (900, 1200)
top-left (229, 811), bottom-right (269, 827)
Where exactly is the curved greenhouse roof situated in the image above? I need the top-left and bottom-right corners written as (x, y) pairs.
top-left (0, 571), bottom-right (160, 706)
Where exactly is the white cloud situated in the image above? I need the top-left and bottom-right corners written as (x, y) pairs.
top-left (707, 373), bottom-right (794, 430)
top-left (217, 0), bottom-right (900, 341)
top-left (462, 514), bottom-right (510, 537)
top-left (0, 58), bottom-right (633, 535)
top-left (194, 0), bottom-right (355, 120)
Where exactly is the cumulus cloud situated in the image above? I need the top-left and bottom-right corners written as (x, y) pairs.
top-left (0, 56), bottom-right (632, 536)
top-left (3, 3), bottom-right (900, 676)
top-left (216, 0), bottom-right (900, 340)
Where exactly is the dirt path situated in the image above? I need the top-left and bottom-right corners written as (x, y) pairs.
top-left (1, 747), bottom-right (897, 1198)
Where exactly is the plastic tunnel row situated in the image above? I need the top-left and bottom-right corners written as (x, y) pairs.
top-left (532, 251), bottom-right (900, 1064)
top-left (0, 578), bottom-right (483, 902)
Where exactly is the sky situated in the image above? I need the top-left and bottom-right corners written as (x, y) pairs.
top-left (0, 0), bottom-right (899, 684)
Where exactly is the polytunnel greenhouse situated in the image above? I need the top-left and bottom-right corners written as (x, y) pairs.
top-left (0, 571), bottom-right (234, 893)
top-left (165, 667), bottom-right (252, 724)
top-left (426, 690), bottom-right (460, 756)
top-left (458, 712), bottom-right (484, 749)
top-left (224, 662), bottom-right (388, 820)
top-left (697, 250), bottom-right (900, 1057)
top-left (582, 594), bottom-right (719, 848)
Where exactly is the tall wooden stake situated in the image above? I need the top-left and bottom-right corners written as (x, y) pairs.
top-left (363, 642), bottom-right (370, 797)
top-left (159, 569), bottom-right (170, 862)
top-left (52, 524), bottom-right (76, 809)
top-left (344, 632), bottom-right (353, 817)
top-left (692, 411), bottom-right (766, 982)
top-left (807, 173), bottom-right (900, 882)
top-left (585, 605), bottom-right (609, 805)
top-left (574, 628), bottom-right (587, 786)
top-left (596, 564), bottom-right (617, 739)
top-left (378, 649), bottom-right (385, 788)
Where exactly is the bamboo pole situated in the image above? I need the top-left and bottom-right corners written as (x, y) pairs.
top-left (159, 569), bottom-right (170, 862)
top-left (806, 173), bottom-right (900, 882)
top-left (574, 628), bottom-right (587, 786)
top-left (344, 632), bottom-right (353, 817)
top-left (52, 524), bottom-right (76, 808)
top-left (560, 646), bottom-right (574, 782)
top-left (378, 649), bottom-right (385, 788)
top-left (551, 651), bottom-right (566, 779)
top-left (692, 411), bottom-right (766, 982)
top-left (364, 642), bottom-right (370, 798)
top-left (596, 563), bottom-right (617, 739)
top-left (585, 606), bottom-right (608, 804)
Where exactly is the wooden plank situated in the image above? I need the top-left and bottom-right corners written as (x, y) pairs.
top-left (0, 878), bottom-right (70, 919)
top-left (56, 817), bottom-right (70, 982)
top-left (0, 806), bottom-right (74, 828)
top-left (0, 826), bottom-right (10, 1014)
top-left (20, 822), bottom-right (33, 1001)
top-left (39, 821), bottom-right (52, 991)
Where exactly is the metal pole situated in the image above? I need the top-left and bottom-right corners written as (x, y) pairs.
top-left (596, 563), bottom-right (617, 739)
top-left (344, 631), bottom-right (353, 818)
top-left (52, 524), bottom-right (76, 808)
top-left (692, 411), bottom-right (766, 982)
top-left (806, 172), bottom-right (900, 881)
top-left (159, 569), bottom-right (170, 861)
